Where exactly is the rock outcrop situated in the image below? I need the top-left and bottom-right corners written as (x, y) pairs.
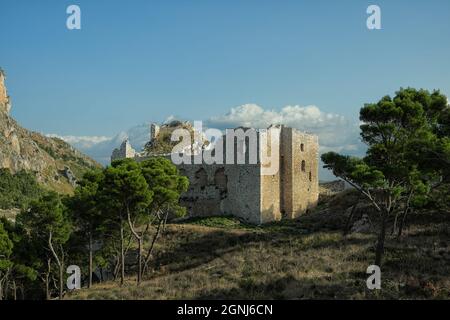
top-left (0, 69), bottom-right (11, 114)
top-left (0, 68), bottom-right (100, 193)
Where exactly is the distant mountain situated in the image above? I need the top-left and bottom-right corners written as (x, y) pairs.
top-left (0, 69), bottom-right (100, 193)
top-left (55, 123), bottom-right (153, 166)
top-left (52, 104), bottom-right (364, 182)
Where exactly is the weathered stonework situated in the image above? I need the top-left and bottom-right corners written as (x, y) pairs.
top-left (150, 123), bottom-right (160, 141)
top-left (111, 124), bottom-right (319, 224)
top-left (111, 139), bottom-right (136, 162)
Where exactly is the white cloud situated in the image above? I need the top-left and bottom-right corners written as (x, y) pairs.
top-left (206, 103), bottom-right (363, 153)
top-left (47, 104), bottom-right (365, 180)
top-left (46, 134), bottom-right (111, 149)
top-left (46, 123), bottom-right (154, 166)
top-left (205, 104), bottom-right (365, 181)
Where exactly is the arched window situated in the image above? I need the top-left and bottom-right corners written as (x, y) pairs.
top-left (300, 143), bottom-right (305, 152)
top-left (301, 160), bottom-right (306, 172)
top-left (309, 171), bottom-right (312, 181)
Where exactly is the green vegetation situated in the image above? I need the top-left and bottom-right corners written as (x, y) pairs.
top-left (0, 87), bottom-right (448, 300)
top-left (182, 216), bottom-right (258, 230)
top-left (0, 157), bottom-right (188, 300)
top-left (16, 192), bottom-right (72, 300)
top-left (322, 88), bottom-right (450, 266)
top-left (67, 206), bottom-right (449, 300)
top-left (0, 221), bottom-right (13, 300)
top-left (0, 169), bottom-right (44, 210)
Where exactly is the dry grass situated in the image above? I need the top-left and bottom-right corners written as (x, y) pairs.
top-left (0, 208), bottom-right (20, 221)
top-left (67, 204), bottom-right (449, 300)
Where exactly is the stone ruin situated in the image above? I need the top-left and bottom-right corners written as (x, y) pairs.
top-left (111, 123), bottom-right (319, 224)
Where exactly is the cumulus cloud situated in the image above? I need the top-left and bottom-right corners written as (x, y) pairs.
top-left (205, 104), bottom-right (364, 155)
top-left (205, 104), bottom-right (365, 181)
top-left (46, 123), bottom-right (155, 166)
top-left (46, 134), bottom-right (111, 149)
top-left (47, 104), bottom-right (364, 180)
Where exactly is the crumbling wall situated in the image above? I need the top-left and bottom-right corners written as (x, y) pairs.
top-left (176, 162), bottom-right (262, 224)
top-left (111, 140), bottom-right (136, 162)
top-left (130, 125), bottom-right (319, 225)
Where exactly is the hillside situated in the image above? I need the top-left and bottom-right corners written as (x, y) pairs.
top-left (0, 69), bottom-right (100, 194)
top-left (68, 189), bottom-right (449, 300)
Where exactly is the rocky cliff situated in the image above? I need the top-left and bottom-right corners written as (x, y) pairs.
top-left (0, 68), bottom-right (100, 193)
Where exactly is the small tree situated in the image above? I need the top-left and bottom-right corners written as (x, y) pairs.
top-left (0, 217), bottom-right (38, 300)
top-left (0, 221), bottom-right (13, 300)
top-left (322, 88), bottom-right (449, 266)
top-left (101, 159), bottom-right (152, 285)
top-left (140, 157), bottom-right (189, 274)
top-left (16, 192), bottom-right (72, 299)
top-left (67, 169), bottom-right (105, 288)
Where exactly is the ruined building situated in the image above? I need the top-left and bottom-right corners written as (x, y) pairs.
top-left (111, 123), bottom-right (319, 224)
top-left (111, 139), bottom-right (136, 161)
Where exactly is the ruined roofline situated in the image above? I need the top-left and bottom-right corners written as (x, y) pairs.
top-left (223, 125), bottom-right (318, 138)
top-left (148, 122), bottom-right (318, 140)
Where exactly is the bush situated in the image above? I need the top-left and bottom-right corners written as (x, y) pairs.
top-left (0, 169), bottom-right (44, 209)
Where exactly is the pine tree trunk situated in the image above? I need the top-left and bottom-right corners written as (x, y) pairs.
top-left (397, 191), bottom-right (413, 239)
top-left (138, 238), bottom-right (142, 285)
top-left (12, 280), bottom-right (17, 300)
top-left (20, 285), bottom-right (25, 300)
top-left (126, 205), bottom-right (143, 285)
top-left (375, 212), bottom-right (388, 266)
top-left (397, 207), bottom-right (409, 239)
top-left (45, 259), bottom-right (51, 300)
top-left (143, 217), bottom-right (163, 274)
top-left (88, 233), bottom-right (93, 288)
top-left (120, 222), bottom-right (125, 286)
top-left (45, 275), bottom-right (50, 300)
top-left (59, 265), bottom-right (63, 300)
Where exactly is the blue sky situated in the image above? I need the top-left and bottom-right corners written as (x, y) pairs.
top-left (1, 0), bottom-right (450, 147)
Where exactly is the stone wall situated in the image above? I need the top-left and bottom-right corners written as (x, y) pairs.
top-left (111, 140), bottom-right (136, 162)
top-left (119, 125), bottom-right (319, 224)
top-left (158, 161), bottom-right (263, 224)
top-left (289, 130), bottom-right (319, 217)
top-left (150, 123), bottom-right (160, 141)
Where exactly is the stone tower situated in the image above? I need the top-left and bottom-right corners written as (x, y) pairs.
top-left (0, 68), bottom-right (11, 114)
top-left (150, 123), bottom-right (160, 141)
top-left (259, 126), bottom-right (319, 223)
top-left (279, 126), bottom-right (319, 219)
top-left (111, 139), bottom-right (136, 162)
